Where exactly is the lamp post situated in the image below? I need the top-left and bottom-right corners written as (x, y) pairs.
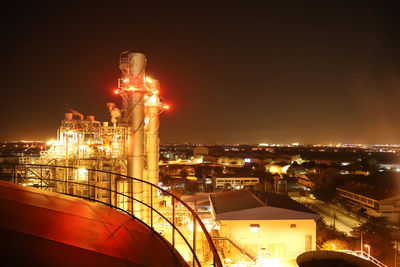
top-left (364, 244), bottom-right (370, 259)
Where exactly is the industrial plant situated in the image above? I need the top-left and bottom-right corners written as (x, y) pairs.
top-left (3, 52), bottom-right (393, 267)
top-left (20, 52), bottom-right (167, 220)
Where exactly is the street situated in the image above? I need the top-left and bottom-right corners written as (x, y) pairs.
top-left (294, 195), bottom-right (365, 234)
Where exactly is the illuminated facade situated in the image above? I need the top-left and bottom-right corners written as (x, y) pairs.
top-left (212, 174), bottom-right (259, 190)
top-left (209, 190), bottom-right (318, 266)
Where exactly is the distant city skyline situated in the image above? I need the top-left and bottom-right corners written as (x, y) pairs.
top-left (1, 2), bottom-right (400, 144)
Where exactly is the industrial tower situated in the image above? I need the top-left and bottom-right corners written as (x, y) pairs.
top-left (116, 52), bottom-right (167, 221)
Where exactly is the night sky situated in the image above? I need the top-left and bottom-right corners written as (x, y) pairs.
top-left (1, 1), bottom-right (400, 144)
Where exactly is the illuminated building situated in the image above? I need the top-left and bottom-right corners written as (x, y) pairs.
top-left (217, 156), bottom-right (245, 165)
top-left (212, 174), bottom-right (259, 190)
top-left (336, 183), bottom-right (400, 222)
top-left (209, 190), bottom-right (319, 266)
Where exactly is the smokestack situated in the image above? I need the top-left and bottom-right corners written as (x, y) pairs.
top-left (144, 79), bottom-right (161, 220)
top-left (126, 52), bottom-right (146, 219)
top-left (128, 53), bottom-right (146, 88)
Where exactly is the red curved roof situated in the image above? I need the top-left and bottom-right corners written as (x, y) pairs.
top-left (0, 181), bottom-right (187, 266)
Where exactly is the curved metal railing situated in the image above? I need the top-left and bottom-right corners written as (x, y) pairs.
top-left (0, 163), bottom-right (222, 267)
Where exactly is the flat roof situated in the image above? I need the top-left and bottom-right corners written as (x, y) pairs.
top-left (210, 190), bottom-right (264, 214)
top-left (210, 190), bottom-right (318, 221)
top-left (337, 181), bottom-right (398, 201)
top-left (212, 174), bottom-right (257, 178)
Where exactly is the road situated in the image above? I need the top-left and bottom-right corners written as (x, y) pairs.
top-left (294, 195), bottom-right (365, 234)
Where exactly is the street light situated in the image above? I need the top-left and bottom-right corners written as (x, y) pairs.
top-left (364, 244), bottom-right (370, 259)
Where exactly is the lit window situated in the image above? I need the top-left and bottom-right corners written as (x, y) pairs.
top-left (250, 224), bottom-right (260, 232)
top-left (290, 224), bottom-right (296, 229)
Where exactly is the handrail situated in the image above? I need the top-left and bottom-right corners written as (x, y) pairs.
top-left (336, 250), bottom-right (387, 267)
top-left (0, 163), bottom-right (223, 267)
top-left (212, 237), bottom-right (256, 261)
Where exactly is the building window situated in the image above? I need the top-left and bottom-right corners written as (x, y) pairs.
top-left (290, 224), bottom-right (296, 229)
top-left (250, 224), bottom-right (260, 232)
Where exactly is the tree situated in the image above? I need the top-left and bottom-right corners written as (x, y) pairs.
top-left (184, 180), bottom-right (198, 194)
top-left (194, 166), bottom-right (204, 180)
top-left (361, 158), bottom-right (380, 174)
top-left (322, 239), bottom-right (351, 251)
top-left (316, 218), bottom-right (348, 246)
top-left (253, 170), bottom-right (273, 192)
top-left (204, 183), bottom-right (214, 193)
top-left (310, 173), bottom-right (337, 202)
top-left (179, 169), bottom-right (189, 179)
top-left (223, 183), bottom-right (231, 191)
top-left (286, 161), bottom-right (300, 177)
top-left (351, 218), bottom-right (395, 266)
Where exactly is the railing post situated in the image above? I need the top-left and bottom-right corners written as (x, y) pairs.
top-left (54, 167), bottom-right (57, 192)
top-left (64, 168), bottom-right (67, 194)
top-left (87, 169), bottom-right (90, 200)
top-left (109, 173), bottom-right (112, 205)
top-left (114, 178), bottom-right (118, 208)
top-left (13, 164), bottom-right (16, 184)
top-left (40, 166), bottom-right (43, 189)
top-left (172, 197), bottom-right (175, 250)
top-left (131, 179), bottom-right (134, 216)
top-left (150, 186), bottom-right (153, 229)
top-left (193, 214), bottom-right (197, 267)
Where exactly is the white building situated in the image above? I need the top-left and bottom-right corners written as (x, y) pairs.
top-left (209, 190), bottom-right (319, 266)
top-left (336, 183), bottom-right (400, 222)
top-left (212, 174), bottom-right (259, 190)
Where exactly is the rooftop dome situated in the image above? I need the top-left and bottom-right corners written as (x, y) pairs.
top-left (0, 181), bottom-right (187, 266)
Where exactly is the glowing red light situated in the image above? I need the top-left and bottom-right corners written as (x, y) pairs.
top-left (114, 89), bottom-right (119, 94)
top-left (164, 105), bottom-right (170, 110)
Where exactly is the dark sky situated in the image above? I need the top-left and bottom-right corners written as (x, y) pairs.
top-left (1, 1), bottom-right (400, 144)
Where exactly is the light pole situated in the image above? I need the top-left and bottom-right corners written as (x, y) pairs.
top-left (364, 244), bottom-right (370, 259)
